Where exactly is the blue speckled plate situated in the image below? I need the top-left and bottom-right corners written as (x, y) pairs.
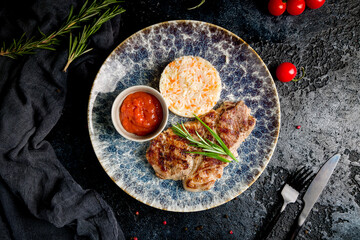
top-left (88, 20), bottom-right (280, 212)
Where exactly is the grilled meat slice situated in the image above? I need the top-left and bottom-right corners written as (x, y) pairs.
top-left (146, 110), bottom-right (218, 180)
top-left (146, 101), bottom-right (256, 191)
top-left (216, 101), bottom-right (256, 155)
top-left (183, 101), bottom-right (256, 192)
top-left (183, 156), bottom-right (227, 192)
top-left (146, 130), bottom-right (197, 180)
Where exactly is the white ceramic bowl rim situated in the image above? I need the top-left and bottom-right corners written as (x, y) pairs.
top-left (111, 85), bottom-right (168, 142)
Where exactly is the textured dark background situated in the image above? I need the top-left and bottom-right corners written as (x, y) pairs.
top-left (45, 0), bottom-right (359, 239)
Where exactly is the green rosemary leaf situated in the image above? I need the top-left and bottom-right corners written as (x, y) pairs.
top-left (79, 0), bottom-right (89, 16)
top-left (188, 152), bottom-right (231, 163)
top-left (181, 122), bottom-right (191, 136)
top-left (171, 116), bottom-right (239, 164)
top-left (206, 141), bottom-right (224, 153)
top-left (194, 115), bottom-right (238, 162)
top-left (38, 27), bottom-right (46, 38)
top-left (39, 46), bottom-right (56, 51)
top-left (171, 124), bottom-right (187, 138)
top-left (195, 131), bottom-right (210, 147)
top-left (205, 138), bottom-right (216, 147)
top-left (67, 5), bottom-right (74, 23)
top-left (202, 148), bottom-right (225, 155)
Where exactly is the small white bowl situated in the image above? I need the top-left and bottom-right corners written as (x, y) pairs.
top-left (111, 85), bottom-right (168, 142)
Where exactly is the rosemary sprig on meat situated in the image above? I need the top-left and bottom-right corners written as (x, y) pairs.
top-left (0, 0), bottom-right (124, 59)
top-left (171, 115), bottom-right (238, 163)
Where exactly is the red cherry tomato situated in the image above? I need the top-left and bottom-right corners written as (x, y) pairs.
top-left (268, 0), bottom-right (286, 16)
top-left (287, 0), bottom-right (306, 15)
top-left (306, 0), bottom-right (325, 9)
top-left (276, 62), bottom-right (297, 82)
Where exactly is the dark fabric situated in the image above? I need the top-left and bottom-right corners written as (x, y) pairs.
top-left (0, 177), bottom-right (75, 240)
top-left (0, 0), bottom-right (125, 239)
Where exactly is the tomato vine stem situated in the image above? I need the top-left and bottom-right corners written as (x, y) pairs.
top-left (292, 67), bottom-right (305, 82)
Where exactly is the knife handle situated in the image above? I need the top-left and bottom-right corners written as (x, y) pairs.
top-left (287, 221), bottom-right (302, 240)
top-left (259, 202), bottom-right (287, 240)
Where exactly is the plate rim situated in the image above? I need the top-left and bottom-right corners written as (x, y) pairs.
top-left (87, 20), bottom-right (281, 212)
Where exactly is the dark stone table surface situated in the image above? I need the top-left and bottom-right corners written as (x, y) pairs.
top-left (48, 0), bottom-right (360, 239)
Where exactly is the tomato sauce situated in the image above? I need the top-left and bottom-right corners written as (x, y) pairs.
top-left (120, 92), bottom-right (163, 136)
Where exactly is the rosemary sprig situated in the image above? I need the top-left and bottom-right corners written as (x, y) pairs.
top-left (194, 115), bottom-right (237, 161)
top-left (171, 115), bottom-right (238, 163)
top-left (63, 5), bottom-right (125, 71)
top-left (0, 0), bottom-right (122, 59)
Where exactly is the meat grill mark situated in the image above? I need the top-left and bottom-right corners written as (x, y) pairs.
top-left (146, 101), bottom-right (256, 191)
top-left (218, 127), bottom-right (230, 134)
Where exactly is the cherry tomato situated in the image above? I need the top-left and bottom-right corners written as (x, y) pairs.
top-left (287, 0), bottom-right (306, 15)
top-left (268, 0), bottom-right (286, 16)
top-left (306, 0), bottom-right (325, 9)
top-left (276, 62), bottom-right (297, 82)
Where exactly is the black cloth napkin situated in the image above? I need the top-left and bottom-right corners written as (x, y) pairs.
top-left (0, 0), bottom-right (125, 239)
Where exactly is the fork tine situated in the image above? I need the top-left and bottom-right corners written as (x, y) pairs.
top-left (302, 172), bottom-right (315, 187)
top-left (290, 167), bottom-right (314, 191)
top-left (289, 166), bottom-right (306, 185)
top-left (297, 168), bottom-right (313, 184)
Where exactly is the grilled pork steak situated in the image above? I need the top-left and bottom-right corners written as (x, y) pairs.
top-left (146, 101), bottom-right (256, 192)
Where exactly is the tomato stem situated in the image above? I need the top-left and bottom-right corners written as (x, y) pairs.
top-left (292, 67), bottom-right (305, 82)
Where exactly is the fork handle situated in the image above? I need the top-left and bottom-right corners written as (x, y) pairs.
top-left (259, 202), bottom-right (288, 240)
top-left (287, 222), bottom-right (302, 240)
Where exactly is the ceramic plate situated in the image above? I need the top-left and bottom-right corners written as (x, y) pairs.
top-left (88, 20), bottom-right (280, 212)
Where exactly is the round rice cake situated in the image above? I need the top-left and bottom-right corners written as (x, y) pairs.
top-left (159, 56), bottom-right (222, 117)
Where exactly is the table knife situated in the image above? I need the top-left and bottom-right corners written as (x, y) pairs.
top-left (287, 154), bottom-right (340, 240)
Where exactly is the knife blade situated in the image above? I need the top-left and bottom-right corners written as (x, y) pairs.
top-left (288, 154), bottom-right (340, 240)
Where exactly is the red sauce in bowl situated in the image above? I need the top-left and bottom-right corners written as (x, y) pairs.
top-left (120, 92), bottom-right (163, 136)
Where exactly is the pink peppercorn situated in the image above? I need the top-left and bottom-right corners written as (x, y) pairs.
top-left (296, 125), bottom-right (301, 129)
top-left (229, 230), bottom-right (234, 234)
top-left (135, 211), bottom-right (139, 215)
top-left (132, 238), bottom-right (138, 240)
top-left (163, 221), bottom-right (167, 225)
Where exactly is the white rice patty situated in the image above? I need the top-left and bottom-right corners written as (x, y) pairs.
top-left (159, 56), bottom-right (222, 117)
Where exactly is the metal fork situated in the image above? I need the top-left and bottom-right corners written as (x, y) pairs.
top-left (259, 167), bottom-right (315, 240)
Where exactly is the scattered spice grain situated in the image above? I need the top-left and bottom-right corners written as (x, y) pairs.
top-left (195, 225), bottom-right (204, 230)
